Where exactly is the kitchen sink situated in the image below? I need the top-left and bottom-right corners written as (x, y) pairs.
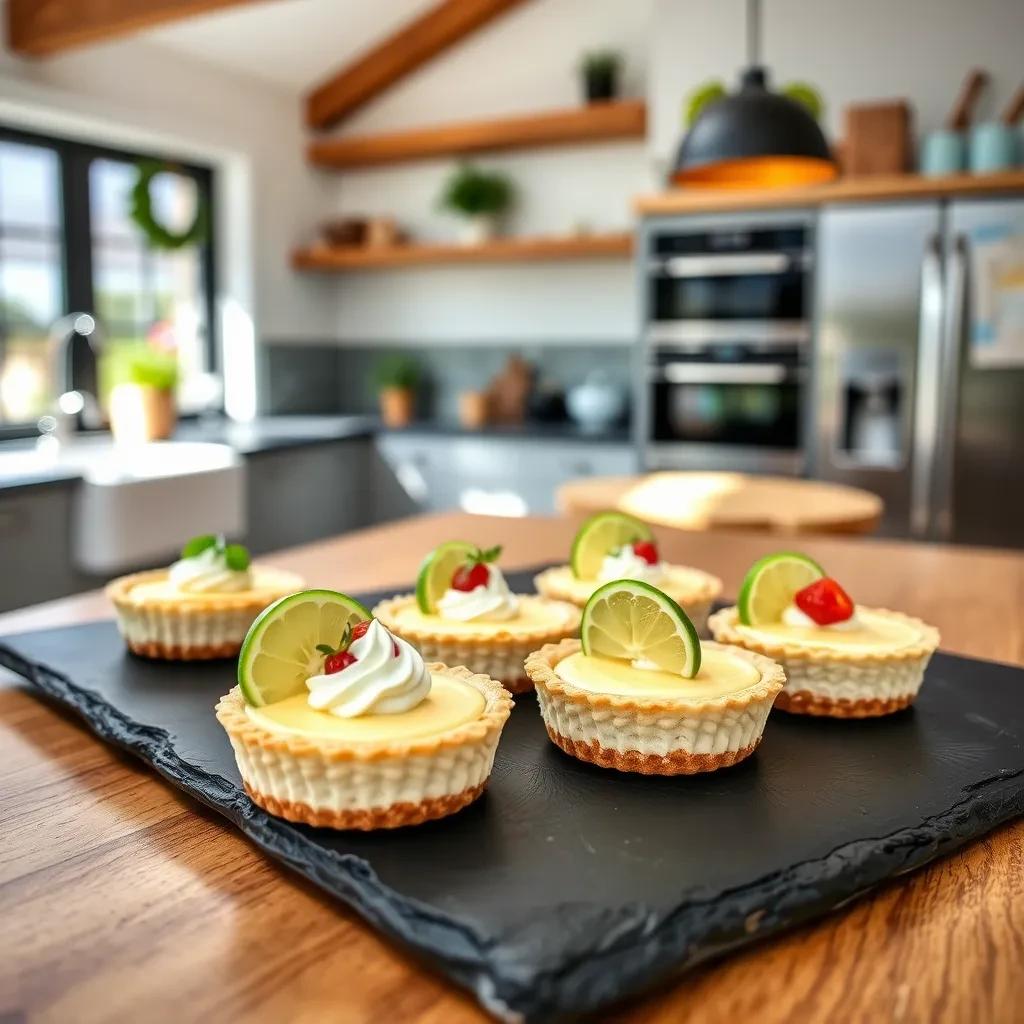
top-left (0, 438), bottom-right (246, 574)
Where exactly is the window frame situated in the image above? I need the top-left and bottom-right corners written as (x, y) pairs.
top-left (0, 123), bottom-right (218, 440)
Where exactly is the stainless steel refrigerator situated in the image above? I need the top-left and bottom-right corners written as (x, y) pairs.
top-left (811, 197), bottom-right (1024, 547)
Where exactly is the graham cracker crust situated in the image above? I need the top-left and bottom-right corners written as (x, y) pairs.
top-left (546, 729), bottom-right (760, 776)
top-left (243, 781), bottom-right (487, 830)
top-left (128, 639), bottom-right (241, 660)
top-left (774, 690), bottom-right (916, 718)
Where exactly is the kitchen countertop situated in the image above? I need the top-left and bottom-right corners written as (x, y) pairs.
top-left (0, 415), bottom-right (633, 492)
top-left (1, 512), bottom-right (1022, 1023)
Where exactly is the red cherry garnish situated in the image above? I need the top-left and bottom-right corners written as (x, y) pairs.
top-left (452, 561), bottom-right (490, 592)
top-left (794, 577), bottom-right (854, 626)
top-left (632, 540), bottom-right (659, 565)
top-left (324, 650), bottom-right (357, 674)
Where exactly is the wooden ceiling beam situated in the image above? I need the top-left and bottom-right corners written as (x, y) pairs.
top-left (6, 0), bottom-right (268, 58)
top-left (305, 0), bottom-right (531, 131)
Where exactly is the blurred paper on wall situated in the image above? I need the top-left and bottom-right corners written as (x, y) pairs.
top-left (969, 226), bottom-right (1024, 368)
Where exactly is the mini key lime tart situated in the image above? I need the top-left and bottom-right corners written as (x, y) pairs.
top-left (107, 534), bottom-right (304, 660)
top-left (216, 590), bottom-right (512, 830)
top-left (534, 511), bottom-right (722, 632)
top-left (708, 552), bottom-right (940, 718)
top-left (524, 580), bottom-right (784, 775)
top-left (373, 542), bottom-right (580, 694)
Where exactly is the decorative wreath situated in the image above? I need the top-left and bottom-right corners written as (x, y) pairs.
top-left (129, 161), bottom-right (208, 250)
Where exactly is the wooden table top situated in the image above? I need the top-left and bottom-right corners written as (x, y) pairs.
top-left (558, 472), bottom-right (884, 535)
top-left (2, 512), bottom-right (1023, 1023)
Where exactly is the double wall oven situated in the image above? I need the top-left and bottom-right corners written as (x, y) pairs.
top-left (638, 212), bottom-right (814, 474)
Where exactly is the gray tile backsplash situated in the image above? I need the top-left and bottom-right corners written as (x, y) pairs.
top-left (260, 341), bottom-right (633, 421)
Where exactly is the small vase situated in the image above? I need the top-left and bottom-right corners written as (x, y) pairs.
top-left (458, 390), bottom-right (490, 429)
top-left (458, 214), bottom-right (497, 246)
top-left (109, 383), bottom-right (177, 443)
top-left (584, 69), bottom-right (618, 104)
top-left (379, 387), bottom-right (415, 428)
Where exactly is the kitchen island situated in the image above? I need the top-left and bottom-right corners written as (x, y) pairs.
top-left (1, 512), bottom-right (1022, 1023)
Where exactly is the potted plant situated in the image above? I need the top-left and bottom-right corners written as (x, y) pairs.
top-left (373, 354), bottom-right (420, 428)
top-left (580, 51), bottom-right (621, 103)
top-left (438, 164), bottom-right (514, 245)
top-left (101, 327), bottom-right (179, 442)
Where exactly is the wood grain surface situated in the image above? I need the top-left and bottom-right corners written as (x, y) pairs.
top-left (2, 512), bottom-right (1023, 1023)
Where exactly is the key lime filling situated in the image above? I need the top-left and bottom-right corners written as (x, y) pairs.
top-left (245, 673), bottom-right (485, 742)
top-left (734, 608), bottom-right (920, 653)
top-left (127, 568), bottom-right (299, 603)
top-left (555, 647), bottom-right (760, 700)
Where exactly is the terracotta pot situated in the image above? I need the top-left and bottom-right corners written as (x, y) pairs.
top-left (108, 383), bottom-right (177, 443)
top-left (458, 390), bottom-right (490, 429)
top-left (379, 387), bottom-right (414, 428)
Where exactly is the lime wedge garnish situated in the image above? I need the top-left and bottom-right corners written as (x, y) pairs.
top-left (570, 511), bottom-right (654, 580)
top-left (736, 552), bottom-right (825, 626)
top-left (581, 579), bottom-right (701, 678)
top-left (238, 589), bottom-right (371, 706)
top-left (415, 540), bottom-right (477, 613)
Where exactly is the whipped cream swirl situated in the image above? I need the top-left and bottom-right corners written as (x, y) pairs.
top-left (306, 619), bottom-right (431, 717)
top-left (168, 545), bottom-right (252, 593)
top-left (597, 547), bottom-right (666, 585)
top-left (781, 604), bottom-right (861, 631)
top-left (437, 564), bottom-right (519, 622)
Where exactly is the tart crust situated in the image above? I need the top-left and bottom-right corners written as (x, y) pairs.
top-left (216, 664), bottom-right (513, 830)
top-left (524, 638), bottom-right (785, 775)
top-left (708, 606), bottom-right (940, 718)
top-left (533, 564), bottom-right (722, 632)
top-left (373, 594), bottom-right (580, 694)
top-left (107, 568), bottom-right (304, 660)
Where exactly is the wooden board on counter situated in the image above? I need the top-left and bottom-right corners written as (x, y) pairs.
top-left (635, 169), bottom-right (1024, 217)
top-left (308, 100), bottom-right (646, 168)
top-left (291, 232), bottom-right (633, 270)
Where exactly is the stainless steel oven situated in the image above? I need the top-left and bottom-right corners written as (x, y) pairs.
top-left (638, 212), bottom-right (814, 473)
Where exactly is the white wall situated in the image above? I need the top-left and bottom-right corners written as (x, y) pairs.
top-left (325, 0), bottom-right (656, 343)
top-left (650, 0), bottom-right (1024, 166)
top-left (0, 34), bottom-right (339, 367)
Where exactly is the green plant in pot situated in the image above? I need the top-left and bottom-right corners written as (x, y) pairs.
top-left (100, 328), bottom-right (180, 442)
top-left (438, 164), bottom-right (514, 245)
top-left (581, 50), bottom-right (621, 103)
top-left (373, 354), bottom-right (420, 428)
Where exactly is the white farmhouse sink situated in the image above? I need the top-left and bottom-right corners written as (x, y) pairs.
top-left (0, 439), bottom-right (246, 574)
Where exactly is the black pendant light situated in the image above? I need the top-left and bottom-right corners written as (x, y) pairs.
top-left (671, 0), bottom-right (836, 188)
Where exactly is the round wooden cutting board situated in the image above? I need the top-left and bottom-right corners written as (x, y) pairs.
top-left (558, 472), bottom-right (884, 535)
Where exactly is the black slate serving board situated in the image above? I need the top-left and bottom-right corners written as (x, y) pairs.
top-left (2, 567), bottom-right (1024, 1023)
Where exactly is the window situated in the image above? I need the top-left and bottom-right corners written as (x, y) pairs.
top-left (0, 127), bottom-right (216, 433)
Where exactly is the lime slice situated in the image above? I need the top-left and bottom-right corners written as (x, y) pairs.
top-left (581, 579), bottom-right (701, 678)
top-left (238, 589), bottom-right (371, 706)
top-left (415, 540), bottom-right (477, 613)
top-left (737, 552), bottom-right (825, 626)
top-left (570, 511), bottom-right (654, 580)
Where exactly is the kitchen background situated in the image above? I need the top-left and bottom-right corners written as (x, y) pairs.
top-left (0, 0), bottom-right (1022, 612)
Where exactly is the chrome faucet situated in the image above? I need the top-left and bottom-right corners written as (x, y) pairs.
top-left (37, 313), bottom-right (104, 446)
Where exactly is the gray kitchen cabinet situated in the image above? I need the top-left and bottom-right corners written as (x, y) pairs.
top-left (372, 433), bottom-right (637, 518)
top-left (245, 440), bottom-right (371, 555)
top-left (0, 484), bottom-right (95, 613)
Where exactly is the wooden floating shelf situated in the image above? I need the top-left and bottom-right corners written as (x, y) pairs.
top-left (307, 100), bottom-right (646, 169)
top-left (634, 169), bottom-right (1024, 216)
top-left (292, 232), bottom-right (634, 270)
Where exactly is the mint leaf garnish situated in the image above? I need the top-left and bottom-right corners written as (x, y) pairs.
top-left (224, 543), bottom-right (251, 571)
top-left (181, 534), bottom-right (217, 559)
